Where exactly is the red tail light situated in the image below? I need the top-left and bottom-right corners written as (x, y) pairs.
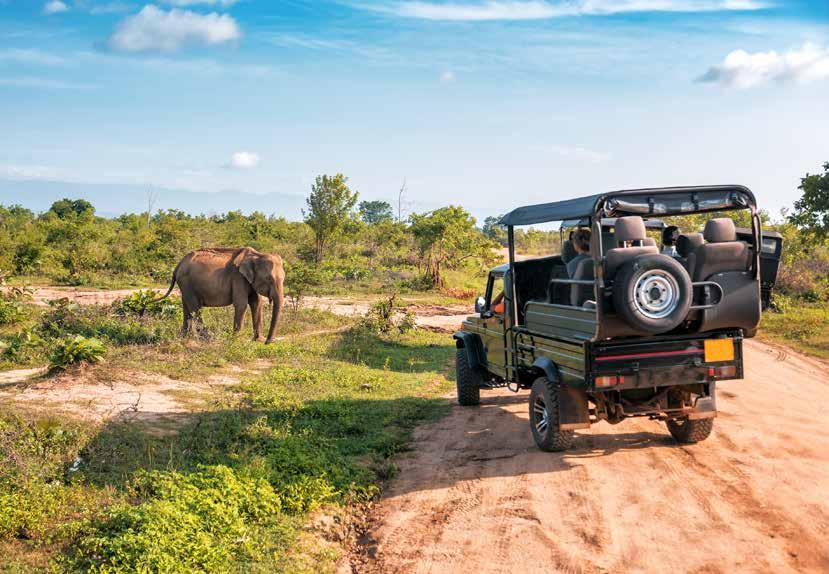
top-left (595, 375), bottom-right (629, 388)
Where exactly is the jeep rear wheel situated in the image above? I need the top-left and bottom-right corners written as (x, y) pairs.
top-left (529, 377), bottom-right (574, 452)
top-left (666, 418), bottom-right (714, 444)
top-left (455, 349), bottom-right (481, 406)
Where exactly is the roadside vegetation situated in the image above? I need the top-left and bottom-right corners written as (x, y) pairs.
top-left (0, 299), bottom-right (453, 572)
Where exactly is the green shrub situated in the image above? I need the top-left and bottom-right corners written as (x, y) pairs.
top-left (359, 294), bottom-right (416, 334)
top-left (40, 298), bottom-right (167, 346)
top-left (0, 286), bottom-right (32, 325)
top-left (49, 335), bottom-right (106, 371)
top-left (113, 290), bottom-right (179, 319)
top-left (68, 466), bottom-right (284, 574)
top-left (2, 327), bottom-right (46, 363)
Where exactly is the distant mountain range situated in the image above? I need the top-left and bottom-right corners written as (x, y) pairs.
top-left (0, 178), bottom-right (501, 223)
top-left (0, 179), bottom-right (308, 219)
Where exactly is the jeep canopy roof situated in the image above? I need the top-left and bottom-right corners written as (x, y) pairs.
top-left (498, 185), bottom-right (756, 227)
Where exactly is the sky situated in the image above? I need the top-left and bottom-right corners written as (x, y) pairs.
top-left (1, 0), bottom-right (828, 221)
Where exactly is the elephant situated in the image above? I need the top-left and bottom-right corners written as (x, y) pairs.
top-left (157, 247), bottom-right (285, 343)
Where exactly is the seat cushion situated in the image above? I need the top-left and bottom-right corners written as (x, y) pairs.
top-left (605, 245), bottom-right (658, 278)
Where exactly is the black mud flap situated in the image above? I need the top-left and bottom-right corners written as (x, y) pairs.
top-left (558, 387), bottom-right (590, 430)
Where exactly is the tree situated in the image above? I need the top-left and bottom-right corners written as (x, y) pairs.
top-left (48, 198), bottom-right (95, 219)
top-left (303, 174), bottom-right (359, 262)
top-left (409, 206), bottom-right (496, 288)
top-left (789, 162), bottom-right (829, 238)
top-left (359, 200), bottom-right (394, 224)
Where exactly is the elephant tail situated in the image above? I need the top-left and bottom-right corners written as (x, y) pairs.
top-left (154, 262), bottom-right (180, 302)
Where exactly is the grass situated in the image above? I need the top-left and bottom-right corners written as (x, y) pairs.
top-left (0, 308), bottom-right (455, 572)
top-left (759, 296), bottom-right (829, 360)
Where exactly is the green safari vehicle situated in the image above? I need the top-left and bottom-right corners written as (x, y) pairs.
top-left (454, 186), bottom-right (782, 451)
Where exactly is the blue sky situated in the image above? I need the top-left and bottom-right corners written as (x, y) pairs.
top-left (1, 0), bottom-right (827, 220)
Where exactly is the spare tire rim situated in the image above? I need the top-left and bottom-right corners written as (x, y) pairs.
top-left (533, 396), bottom-right (549, 434)
top-left (634, 269), bottom-right (679, 319)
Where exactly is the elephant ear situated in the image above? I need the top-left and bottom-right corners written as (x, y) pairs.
top-left (232, 249), bottom-right (257, 284)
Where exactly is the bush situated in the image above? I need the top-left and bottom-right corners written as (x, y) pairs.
top-left (40, 298), bottom-right (166, 346)
top-left (359, 294), bottom-right (416, 335)
top-left (0, 286), bottom-right (32, 326)
top-left (68, 466), bottom-right (284, 574)
top-left (2, 327), bottom-right (45, 363)
top-left (49, 335), bottom-right (106, 371)
top-left (113, 290), bottom-right (178, 319)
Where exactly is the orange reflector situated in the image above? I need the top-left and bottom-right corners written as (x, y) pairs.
top-left (595, 375), bottom-right (617, 388)
top-left (704, 338), bottom-right (734, 363)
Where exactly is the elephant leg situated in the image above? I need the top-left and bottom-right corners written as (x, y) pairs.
top-left (233, 301), bottom-right (247, 335)
top-left (181, 294), bottom-right (200, 338)
top-left (249, 293), bottom-right (264, 341)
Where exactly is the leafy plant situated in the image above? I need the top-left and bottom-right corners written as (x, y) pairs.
top-left (0, 285), bottom-right (32, 326)
top-left (2, 327), bottom-right (45, 363)
top-left (113, 289), bottom-right (178, 319)
top-left (49, 334), bottom-right (106, 372)
top-left (360, 294), bottom-right (417, 334)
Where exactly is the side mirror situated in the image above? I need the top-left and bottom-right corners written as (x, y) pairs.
top-left (474, 296), bottom-right (486, 314)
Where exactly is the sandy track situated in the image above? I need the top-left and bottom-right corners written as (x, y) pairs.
top-left (10, 287), bottom-right (472, 332)
top-left (352, 339), bottom-right (829, 574)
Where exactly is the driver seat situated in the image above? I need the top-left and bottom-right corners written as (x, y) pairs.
top-left (604, 216), bottom-right (658, 280)
top-left (687, 218), bottom-right (750, 281)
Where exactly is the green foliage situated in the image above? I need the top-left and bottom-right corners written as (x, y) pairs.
top-left (39, 298), bottom-right (167, 347)
top-left (284, 260), bottom-right (327, 311)
top-left (0, 286), bottom-right (31, 325)
top-left (409, 206), bottom-right (497, 288)
top-left (2, 327), bottom-right (46, 363)
top-left (789, 162), bottom-right (829, 238)
top-left (68, 466), bottom-right (284, 574)
top-left (49, 334), bottom-right (106, 371)
top-left (113, 289), bottom-right (178, 319)
top-left (358, 200), bottom-right (394, 224)
top-left (304, 173), bottom-right (359, 262)
top-left (49, 198), bottom-right (95, 219)
top-left (359, 294), bottom-right (416, 335)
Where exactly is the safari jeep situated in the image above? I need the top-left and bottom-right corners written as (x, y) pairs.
top-left (454, 185), bottom-right (782, 451)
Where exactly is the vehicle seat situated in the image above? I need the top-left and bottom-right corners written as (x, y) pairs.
top-left (687, 218), bottom-right (750, 281)
top-left (676, 233), bottom-right (704, 276)
top-left (643, 237), bottom-right (657, 248)
top-left (604, 216), bottom-right (659, 279)
top-left (570, 258), bottom-right (595, 307)
top-left (561, 239), bottom-right (577, 264)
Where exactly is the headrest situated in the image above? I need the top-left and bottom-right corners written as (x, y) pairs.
top-left (676, 233), bottom-right (704, 258)
top-left (561, 240), bottom-right (577, 264)
top-left (704, 218), bottom-right (737, 243)
top-left (614, 216), bottom-right (646, 243)
top-left (643, 237), bottom-right (657, 247)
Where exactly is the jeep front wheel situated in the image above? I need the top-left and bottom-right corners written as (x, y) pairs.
top-left (455, 349), bottom-right (481, 406)
top-left (666, 418), bottom-right (714, 444)
top-left (529, 377), bottom-right (574, 452)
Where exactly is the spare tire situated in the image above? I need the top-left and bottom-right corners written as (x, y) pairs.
top-left (613, 254), bottom-right (692, 334)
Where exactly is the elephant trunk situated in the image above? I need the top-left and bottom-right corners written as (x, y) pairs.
top-left (265, 286), bottom-right (283, 343)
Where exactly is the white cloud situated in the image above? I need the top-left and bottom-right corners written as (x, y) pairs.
top-left (698, 43), bottom-right (829, 88)
top-left (0, 48), bottom-right (67, 66)
top-left (229, 151), bottom-right (260, 169)
top-left (0, 76), bottom-right (95, 89)
top-left (440, 70), bottom-right (455, 82)
top-left (107, 5), bottom-right (241, 52)
top-left (357, 0), bottom-right (768, 21)
top-left (43, 1), bottom-right (69, 15)
top-left (162, 0), bottom-right (238, 7)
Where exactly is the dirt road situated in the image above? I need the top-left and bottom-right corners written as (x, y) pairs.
top-left (5, 287), bottom-right (828, 572)
top-left (352, 339), bottom-right (829, 574)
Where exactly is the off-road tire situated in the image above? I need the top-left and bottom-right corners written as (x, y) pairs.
top-left (455, 349), bottom-right (481, 406)
top-left (529, 377), bottom-right (574, 452)
top-left (613, 254), bottom-right (692, 334)
top-left (666, 418), bottom-right (714, 444)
